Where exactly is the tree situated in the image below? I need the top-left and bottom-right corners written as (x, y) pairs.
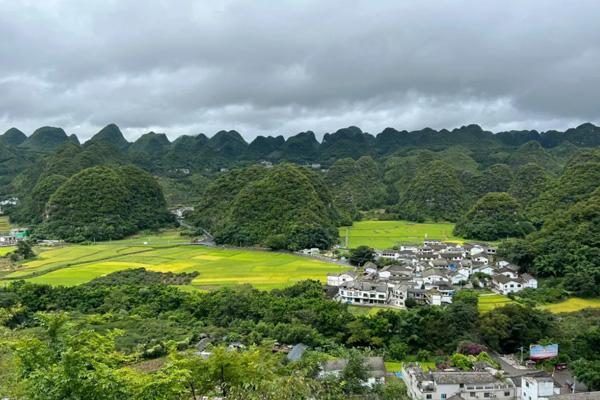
top-left (15, 240), bottom-right (35, 259)
top-left (349, 246), bottom-right (375, 266)
top-left (12, 314), bottom-right (134, 400)
top-left (341, 350), bottom-right (369, 395)
top-left (571, 359), bottom-right (600, 390)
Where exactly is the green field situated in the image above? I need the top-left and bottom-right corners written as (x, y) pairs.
top-left (538, 297), bottom-right (600, 313)
top-left (478, 293), bottom-right (516, 312)
top-left (0, 231), bottom-right (346, 290)
top-left (339, 220), bottom-right (460, 249)
top-left (0, 216), bottom-right (11, 233)
top-left (0, 246), bottom-right (16, 256)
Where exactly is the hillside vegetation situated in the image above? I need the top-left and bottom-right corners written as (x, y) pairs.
top-left (190, 164), bottom-right (341, 250)
top-left (37, 165), bottom-right (174, 242)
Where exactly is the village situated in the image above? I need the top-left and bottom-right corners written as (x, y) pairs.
top-left (325, 240), bottom-right (538, 308)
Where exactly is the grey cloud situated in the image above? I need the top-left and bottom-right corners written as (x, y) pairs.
top-left (0, 0), bottom-right (598, 141)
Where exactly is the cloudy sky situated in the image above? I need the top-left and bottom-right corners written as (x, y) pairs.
top-left (1, 0), bottom-right (599, 141)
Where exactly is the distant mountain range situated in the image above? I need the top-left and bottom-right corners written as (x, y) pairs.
top-left (2, 123), bottom-right (600, 168)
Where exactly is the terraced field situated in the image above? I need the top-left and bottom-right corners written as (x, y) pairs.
top-left (0, 231), bottom-right (346, 290)
top-left (339, 220), bottom-right (460, 249)
top-left (0, 216), bottom-right (11, 232)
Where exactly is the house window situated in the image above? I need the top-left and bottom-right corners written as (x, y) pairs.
top-left (426, 395), bottom-right (432, 399)
top-left (484, 393), bottom-right (490, 398)
top-left (504, 392), bottom-right (510, 397)
top-left (470, 393), bottom-right (476, 397)
top-left (460, 384), bottom-right (465, 389)
top-left (441, 394), bottom-right (446, 400)
top-left (525, 382), bottom-right (529, 388)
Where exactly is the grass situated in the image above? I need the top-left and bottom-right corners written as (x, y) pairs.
top-left (0, 247), bottom-right (16, 256)
top-left (478, 293), bottom-right (516, 312)
top-left (348, 305), bottom-right (390, 316)
top-left (538, 297), bottom-right (600, 313)
top-left (339, 220), bottom-right (460, 249)
top-left (384, 361), bottom-right (436, 373)
top-left (0, 216), bottom-right (11, 233)
top-left (0, 231), bottom-right (347, 290)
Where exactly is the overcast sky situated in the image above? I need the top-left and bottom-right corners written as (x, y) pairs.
top-left (1, 0), bottom-right (599, 142)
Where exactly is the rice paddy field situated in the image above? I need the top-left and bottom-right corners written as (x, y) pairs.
top-left (0, 216), bottom-right (11, 233)
top-left (339, 220), bottom-right (460, 249)
top-left (478, 293), bottom-right (516, 312)
top-left (538, 297), bottom-right (600, 313)
top-left (0, 246), bottom-right (16, 256)
top-left (0, 231), bottom-right (347, 290)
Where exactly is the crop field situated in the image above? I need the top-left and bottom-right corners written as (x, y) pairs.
top-left (0, 216), bottom-right (11, 233)
top-left (339, 220), bottom-right (460, 249)
top-left (0, 246), bottom-right (16, 256)
top-left (538, 297), bottom-right (600, 313)
top-left (478, 293), bottom-right (516, 312)
top-left (0, 231), bottom-right (346, 290)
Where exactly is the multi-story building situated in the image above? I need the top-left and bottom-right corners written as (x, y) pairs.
top-left (338, 280), bottom-right (389, 305)
top-left (403, 364), bottom-right (517, 400)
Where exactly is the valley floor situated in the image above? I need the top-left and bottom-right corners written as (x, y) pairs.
top-left (0, 230), bottom-right (346, 290)
top-left (339, 220), bottom-right (461, 249)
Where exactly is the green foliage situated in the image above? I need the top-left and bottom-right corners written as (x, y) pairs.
top-left (192, 164), bottom-right (341, 250)
top-left (38, 165), bottom-right (174, 242)
top-left (341, 349), bottom-right (369, 394)
top-left (509, 163), bottom-right (551, 206)
top-left (571, 359), bottom-right (600, 390)
top-left (86, 268), bottom-right (199, 286)
top-left (15, 240), bottom-right (35, 260)
top-left (400, 160), bottom-right (467, 222)
top-left (349, 245), bottom-right (375, 266)
top-left (453, 192), bottom-right (534, 241)
top-left (326, 156), bottom-right (389, 221)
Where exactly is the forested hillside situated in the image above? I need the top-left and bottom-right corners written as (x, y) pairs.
top-left (1, 122), bottom-right (600, 247)
top-left (190, 164), bottom-right (341, 250)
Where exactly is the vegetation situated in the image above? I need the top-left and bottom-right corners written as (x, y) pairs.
top-left (191, 164), bottom-right (341, 250)
top-left (37, 165), bottom-right (174, 242)
top-left (340, 220), bottom-right (459, 249)
top-left (0, 231), bottom-right (346, 290)
top-left (453, 192), bottom-right (534, 241)
top-left (1, 278), bottom-right (599, 395)
top-left (326, 156), bottom-right (389, 223)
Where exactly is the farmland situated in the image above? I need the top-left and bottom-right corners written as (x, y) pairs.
top-left (339, 220), bottom-right (460, 249)
top-left (538, 297), bottom-right (600, 313)
top-left (0, 216), bottom-right (11, 232)
top-left (0, 246), bottom-right (16, 256)
top-left (478, 293), bottom-right (516, 312)
top-left (0, 231), bottom-right (347, 290)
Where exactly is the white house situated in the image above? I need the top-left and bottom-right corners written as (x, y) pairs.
top-left (521, 376), bottom-right (560, 400)
top-left (327, 271), bottom-right (357, 287)
top-left (320, 357), bottom-right (386, 388)
top-left (338, 281), bottom-right (389, 305)
top-left (492, 274), bottom-right (524, 295)
top-left (521, 273), bottom-right (538, 289)
top-left (379, 249), bottom-right (401, 260)
top-left (402, 364), bottom-right (517, 400)
top-left (422, 269), bottom-right (450, 285)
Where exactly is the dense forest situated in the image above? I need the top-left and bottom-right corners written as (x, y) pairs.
top-left (1, 277), bottom-right (599, 397)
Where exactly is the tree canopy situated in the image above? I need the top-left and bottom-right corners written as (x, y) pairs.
top-left (453, 192), bottom-right (534, 241)
top-left (37, 165), bottom-right (174, 242)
